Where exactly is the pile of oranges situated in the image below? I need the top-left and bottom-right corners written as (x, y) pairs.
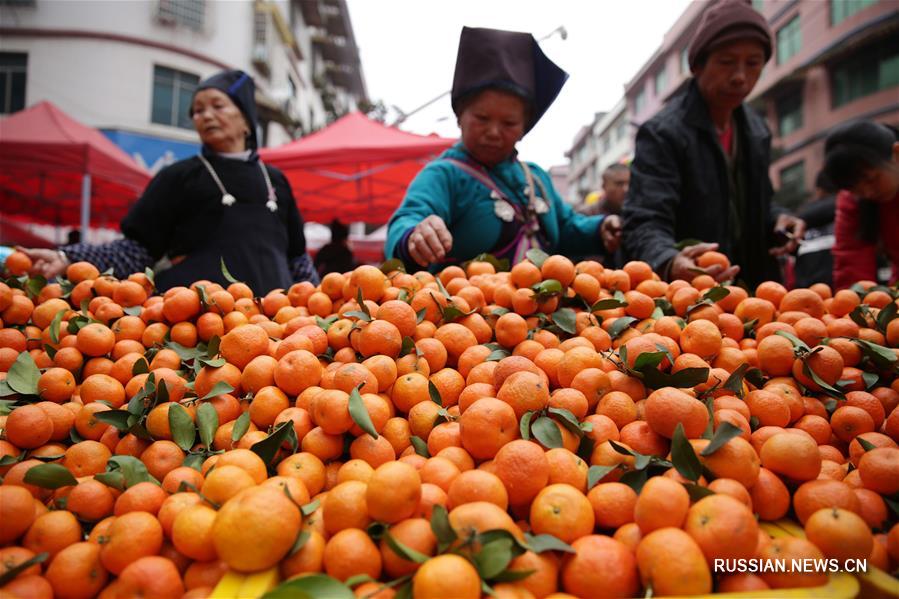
top-left (1, 248), bottom-right (898, 598)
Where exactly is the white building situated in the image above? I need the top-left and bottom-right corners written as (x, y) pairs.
top-left (565, 114), bottom-right (603, 205)
top-left (592, 98), bottom-right (632, 175)
top-left (564, 98), bottom-right (633, 206)
top-left (0, 0), bottom-right (367, 172)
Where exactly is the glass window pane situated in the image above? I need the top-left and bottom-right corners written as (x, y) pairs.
top-left (152, 81), bottom-right (173, 125)
top-left (831, 41), bottom-right (899, 107)
top-left (0, 72), bottom-right (8, 113)
top-left (831, 0), bottom-right (877, 25)
top-left (880, 54), bottom-right (899, 88)
top-left (152, 65), bottom-right (200, 127)
top-left (9, 72), bottom-right (25, 113)
top-left (777, 16), bottom-right (801, 65)
top-left (154, 65), bottom-right (175, 84)
top-left (0, 52), bottom-right (26, 68)
top-left (655, 68), bottom-right (667, 96)
top-left (177, 87), bottom-right (193, 129)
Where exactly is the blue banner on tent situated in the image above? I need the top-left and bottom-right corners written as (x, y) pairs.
top-left (102, 129), bottom-right (199, 175)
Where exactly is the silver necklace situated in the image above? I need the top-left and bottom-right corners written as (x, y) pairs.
top-left (197, 153), bottom-right (278, 212)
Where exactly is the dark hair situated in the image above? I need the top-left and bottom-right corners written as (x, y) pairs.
top-left (814, 170), bottom-right (837, 194)
top-left (329, 219), bottom-right (349, 242)
top-left (823, 121), bottom-right (899, 189)
top-left (603, 163), bottom-right (630, 178)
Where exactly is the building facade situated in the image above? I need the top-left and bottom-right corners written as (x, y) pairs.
top-left (565, 98), bottom-right (634, 206)
top-left (0, 0), bottom-right (367, 172)
top-left (750, 0), bottom-right (899, 207)
top-left (622, 0), bottom-right (899, 209)
top-left (565, 115), bottom-right (603, 205)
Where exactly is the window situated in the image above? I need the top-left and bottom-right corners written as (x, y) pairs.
top-left (680, 47), bottom-right (689, 74)
top-left (616, 119), bottom-right (628, 142)
top-left (151, 65), bottom-right (199, 129)
top-left (830, 40), bottom-right (899, 107)
top-left (634, 87), bottom-right (647, 114)
top-left (831, 0), bottom-right (877, 25)
top-left (0, 53), bottom-right (27, 114)
top-left (776, 16), bottom-right (801, 65)
top-left (777, 92), bottom-right (803, 136)
top-left (654, 67), bottom-right (668, 97)
top-left (157, 0), bottom-right (205, 31)
top-left (779, 161), bottom-right (806, 201)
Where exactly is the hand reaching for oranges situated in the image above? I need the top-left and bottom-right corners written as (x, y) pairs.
top-left (668, 242), bottom-right (740, 283)
top-left (12, 246), bottom-right (70, 280)
top-left (407, 215), bottom-right (453, 266)
top-left (600, 215), bottom-right (622, 254)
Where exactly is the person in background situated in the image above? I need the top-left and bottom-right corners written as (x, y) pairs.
top-left (622, 0), bottom-right (805, 287)
top-left (792, 171), bottom-right (836, 288)
top-left (577, 163), bottom-right (630, 219)
top-left (385, 27), bottom-right (618, 271)
top-left (314, 219), bottom-right (355, 277)
top-left (823, 121), bottom-right (899, 289)
top-left (18, 70), bottom-right (318, 293)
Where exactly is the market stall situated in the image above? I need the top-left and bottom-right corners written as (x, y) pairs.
top-left (259, 111), bottom-right (455, 225)
top-left (0, 101), bottom-right (151, 240)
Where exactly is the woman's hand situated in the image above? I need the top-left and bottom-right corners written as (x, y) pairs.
top-left (600, 215), bottom-right (622, 254)
top-left (769, 214), bottom-right (807, 257)
top-left (669, 242), bottom-right (740, 283)
top-left (407, 216), bottom-right (453, 266)
top-left (15, 246), bottom-right (69, 280)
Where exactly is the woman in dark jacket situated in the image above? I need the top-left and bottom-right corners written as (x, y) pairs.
top-left (622, 0), bottom-right (804, 287)
top-left (20, 70), bottom-right (318, 294)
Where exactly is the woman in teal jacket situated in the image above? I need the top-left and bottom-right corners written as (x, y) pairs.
top-left (386, 27), bottom-right (618, 270)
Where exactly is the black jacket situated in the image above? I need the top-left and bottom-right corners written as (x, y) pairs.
top-left (622, 80), bottom-right (783, 286)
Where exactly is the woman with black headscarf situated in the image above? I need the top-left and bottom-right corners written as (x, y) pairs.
top-left (385, 27), bottom-right (617, 270)
top-left (20, 70), bottom-right (318, 293)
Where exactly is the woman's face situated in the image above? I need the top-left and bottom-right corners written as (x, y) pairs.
top-left (458, 89), bottom-right (527, 167)
top-left (191, 88), bottom-right (249, 153)
top-left (850, 143), bottom-right (899, 203)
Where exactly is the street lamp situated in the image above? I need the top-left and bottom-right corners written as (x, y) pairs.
top-left (390, 25), bottom-right (567, 127)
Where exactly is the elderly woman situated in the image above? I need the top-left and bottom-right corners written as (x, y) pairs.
top-left (386, 27), bottom-right (617, 270)
top-left (19, 70), bottom-right (317, 293)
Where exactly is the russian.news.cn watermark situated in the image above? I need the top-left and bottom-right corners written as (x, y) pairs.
top-left (714, 559), bottom-right (868, 574)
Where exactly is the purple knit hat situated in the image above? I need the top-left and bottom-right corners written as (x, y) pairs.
top-left (688, 0), bottom-right (773, 71)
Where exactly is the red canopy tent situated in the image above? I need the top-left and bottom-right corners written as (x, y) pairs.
top-left (259, 111), bottom-right (455, 225)
top-left (0, 101), bottom-right (151, 238)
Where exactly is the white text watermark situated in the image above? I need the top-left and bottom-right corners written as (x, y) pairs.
top-left (714, 559), bottom-right (867, 574)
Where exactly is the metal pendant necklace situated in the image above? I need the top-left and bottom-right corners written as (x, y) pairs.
top-left (197, 154), bottom-right (278, 212)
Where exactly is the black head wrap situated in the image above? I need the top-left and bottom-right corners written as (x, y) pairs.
top-left (192, 69), bottom-right (258, 149)
top-left (451, 27), bottom-right (568, 134)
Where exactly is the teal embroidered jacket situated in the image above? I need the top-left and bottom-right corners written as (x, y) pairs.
top-left (385, 143), bottom-right (605, 269)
